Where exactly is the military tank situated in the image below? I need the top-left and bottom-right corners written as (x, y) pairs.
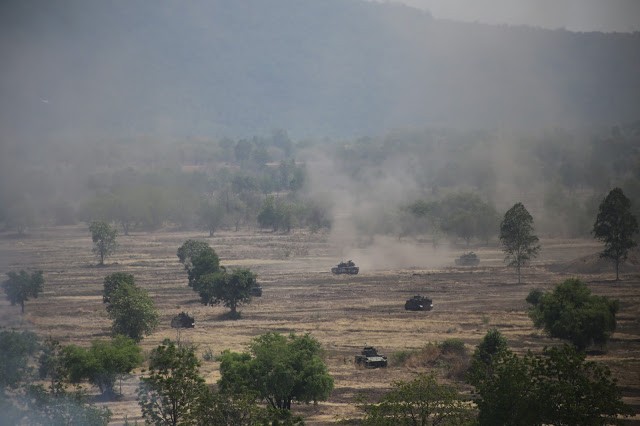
top-left (331, 260), bottom-right (359, 275)
top-left (250, 283), bottom-right (263, 297)
top-left (355, 346), bottom-right (388, 368)
top-left (455, 252), bottom-right (480, 266)
top-left (171, 312), bottom-right (195, 328)
top-left (404, 295), bottom-right (433, 311)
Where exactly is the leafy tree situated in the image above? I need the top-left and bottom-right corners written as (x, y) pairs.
top-left (358, 373), bottom-right (472, 425)
top-left (499, 202), bottom-right (540, 283)
top-left (138, 339), bottom-right (208, 426)
top-left (177, 240), bottom-right (221, 287)
top-left (2, 269), bottom-right (44, 313)
top-left (102, 272), bottom-right (135, 305)
top-left (38, 337), bottom-right (67, 393)
top-left (199, 198), bottom-right (225, 237)
top-left (195, 268), bottom-right (257, 318)
top-left (89, 221), bottom-right (117, 265)
top-left (218, 332), bottom-right (334, 411)
top-left (592, 187), bottom-right (639, 280)
top-left (62, 335), bottom-right (142, 398)
top-left (527, 278), bottom-right (619, 350)
top-left (107, 282), bottom-right (159, 342)
top-left (24, 384), bottom-right (112, 426)
top-left (467, 331), bottom-right (631, 425)
top-left (0, 330), bottom-right (39, 389)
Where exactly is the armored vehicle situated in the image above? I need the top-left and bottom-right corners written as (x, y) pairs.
top-left (455, 252), bottom-right (480, 266)
top-left (355, 346), bottom-right (388, 368)
top-left (171, 312), bottom-right (195, 328)
top-left (405, 295), bottom-right (433, 311)
top-left (250, 283), bottom-right (263, 297)
top-left (331, 260), bottom-right (359, 275)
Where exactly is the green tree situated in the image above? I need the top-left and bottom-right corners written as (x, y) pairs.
top-left (24, 384), bottom-right (112, 426)
top-left (499, 202), bottom-right (540, 283)
top-left (89, 221), bottom-right (117, 265)
top-left (358, 373), bottom-right (472, 425)
top-left (592, 187), bottom-right (639, 280)
top-left (195, 269), bottom-right (257, 318)
top-left (138, 339), bottom-right (208, 426)
top-left (218, 332), bottom-right (334, 411)
top-left (3, 270), bottom-right (44, 313)
top-left (102, 272), bottom-right (135, 305)
top-left (107, 282), bottom-right (159, 342)
top-left (467, 331), bottom-right (631, 425)
top-left (199, 198), bottom-right (225, 237)
top-left (527, 278), bottom-right (619, 350)
top-left (177, 240), bottom-right (222, 287)
top-left (62, 335), bottom-right (142, 398)
top-left (0, 330), bottom-right (39, 389)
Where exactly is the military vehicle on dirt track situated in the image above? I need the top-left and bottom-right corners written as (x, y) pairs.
top-left (405, 295), bottom-right (433, 311)
top-left (355, 346), bottom-right (388, 368)
top-left (455, 252), bottom-right (480, 266)
top-left (331, 260), bottom-right (359, 275)
top-left (171, 312), bottom-right (195, 328)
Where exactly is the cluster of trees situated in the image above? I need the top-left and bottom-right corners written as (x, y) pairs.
top-left (177, 239), bottom-right (258, 318)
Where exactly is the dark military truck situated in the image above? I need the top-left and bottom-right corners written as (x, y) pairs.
top-left (455, 252), bottom-right (480, 266)
top-left (331, 260), bottom-right (359, 275)
top-left (171, 312), bottom-right (195, 328)
top-left (405, 295), bottom-right (433, 311)
top-left (355, 346), bottom-right (388, 368)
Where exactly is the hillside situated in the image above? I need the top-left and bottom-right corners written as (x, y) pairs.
top-left (1, 0), bottom-right (639, 141)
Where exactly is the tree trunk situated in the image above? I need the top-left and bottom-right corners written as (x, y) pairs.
top-left (21, 300), bottom-right (25, 313)
top-left (615, 257), bottom-right (620, 281)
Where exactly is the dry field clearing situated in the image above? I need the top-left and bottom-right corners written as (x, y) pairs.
top-left (1, 225), bottom-right (639, 424)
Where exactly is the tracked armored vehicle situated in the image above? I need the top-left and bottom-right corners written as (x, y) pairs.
top-left (250, 283), bottom-right (263, 297)
top-left (331, 260), bottom-right (359, 275)
top-left (455, 252), bottom-right (480, 266)
top-left (355, 346), bottom-right (388, 368)
top-left (171, 312), bottom-right (195, 328)
top-left (405, 295), bottom-right (433, 311)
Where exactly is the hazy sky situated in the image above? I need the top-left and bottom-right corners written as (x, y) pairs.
top-left (369, 0), bottom-right (640, 32)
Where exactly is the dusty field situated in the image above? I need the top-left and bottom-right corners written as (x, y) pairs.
top-left (1, 225), bottom-right (639, 424)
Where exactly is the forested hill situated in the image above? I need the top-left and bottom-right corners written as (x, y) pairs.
top-left (2, 0), bottom-right (639, 141)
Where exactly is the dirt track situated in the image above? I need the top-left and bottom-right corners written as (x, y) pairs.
top-left (1, 226), bottom-right (639, 424)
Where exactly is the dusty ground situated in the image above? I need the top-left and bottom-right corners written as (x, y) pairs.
top-left (1, 225), bottom-right (639, 424)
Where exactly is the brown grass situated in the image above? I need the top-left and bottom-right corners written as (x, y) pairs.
top-left (1, 225), bottom-right (639, 424)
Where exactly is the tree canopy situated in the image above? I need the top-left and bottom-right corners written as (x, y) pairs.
top-left (2, 269), bottom-right (44, 313)
top-left (196, 268), bottom-right (257, 317)
top-left (106, 281), bottom-right (159, 342)
top-left (467, 330), bottom-right (631, 425)
top-left (102, 272), bottom-right (135, 305)
top-left (89, 221), bottom-right (118, 265)
top-left (593, 187), bottom-right (639, 280)
top-left (218, 332), bottom-right (334, 411)
top-left (527, 278), bottom-right (619, 350)
top-left (499, 202), bottom-right (540, 283)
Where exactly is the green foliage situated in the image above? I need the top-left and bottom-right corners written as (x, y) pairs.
top-left (527, 278), bottom-right (619, 350)
top-left (467, 331), bottom-right (632, 425)
top-left (592, 187), bottom-right (639, 280)
top-left (102, 272), bottom-right (135, 305)
top-left (499, 202), bottom-right (540, 283)
top-left (219, 332), bottom-right (334, 411)
top-left (24, 384), bottom-right (112, 426)
top-left (0, 330), bottom-right (39, 389)
top-left (177, 240), bottom-right (222, 287)
top-left (198, 198), bottom-right (225, 236)
top-left (196, 268), bottom-right (256, 317)
top-left (62, 335), bottom-right (142, 398)
top-left (358, 373), bottom-right (473, 425)
top-left (138, 339), bottom-right (208, 426)
top-left (89, 221), bottom-right (118, 265)
top-left (107, 282), bottom-right (159, 342)
top-left (257, 195), bottom-right (295, 232)
top-left (2, 269), bottom-right (44, 313)
top-left (177, 240), bottom-right (211, 274)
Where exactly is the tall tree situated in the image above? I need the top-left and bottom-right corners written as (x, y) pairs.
top-left (89, 221), bottom-right (118, 265)
top-left (138, 339), bottom-right (208, 426)
top-left (592, 187), bottom-right (639, 280)
top-left (0, 330), bottom-right (39, 389)
top-left (499, 203), bottom-right (540, 283)
top-left (218, 332), bottom-right (334, 411)
top-left (2, 270), bottom-right (44, 313)
top-left (102, 272), bottom-right (135, 305)
top-left (107, 282), bottom-right (159, 342)
top-left (176, 240), bottom-right (221, 287)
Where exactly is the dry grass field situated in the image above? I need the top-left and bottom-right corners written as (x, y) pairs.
top-left (1, 225), bottom-right (639, 424)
